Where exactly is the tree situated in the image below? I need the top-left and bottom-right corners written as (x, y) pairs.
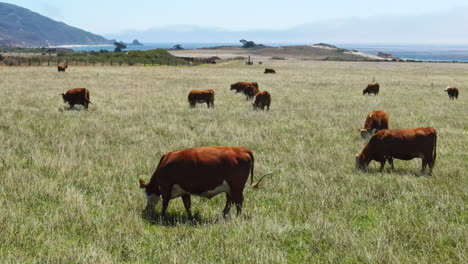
top-left (239, 39), bottom-right (255, 48)
top-left (173, 44), bottom-right (184, 50)
top-left (114, 42), bottom-right (127, 52)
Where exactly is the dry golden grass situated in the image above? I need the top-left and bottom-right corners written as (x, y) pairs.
top-left (0, 61), bottom-right (466, 263)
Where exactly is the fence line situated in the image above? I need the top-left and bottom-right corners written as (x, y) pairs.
top-left (0, 57), bottom-right (208, 67)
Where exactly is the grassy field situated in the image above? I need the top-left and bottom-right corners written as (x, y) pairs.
top-left (0, 61), bottom-right (466, 263)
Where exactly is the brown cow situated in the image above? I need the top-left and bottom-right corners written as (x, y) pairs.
top-left (243, 84), bottom-right (260, 100)
top-left (57, 65), bottom-right (68, 72)
top-left (138, 146), bottom-right (270, 218)
top-left (253, 91), bottom-right (271, 111)
top-left (230, 82), bottom-right (259, 93)
top-left (363, 83), bottom-right (379, 95)
top-left (264, 68), bottom-right (276, 74)
top-left (359, 110), bottom-right (389, 139)
top-left (188, 89), bottom-right (214, 108)
top-left (444, 87), bottom-right (459, 100)
top-left (355, 127), bottom-right (437, 174)
top-left (60, 88), bottom-right (91, 110)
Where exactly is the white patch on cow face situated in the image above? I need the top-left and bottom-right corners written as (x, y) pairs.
top-left (145, 194), bottom-right (160, 211)
top-left (199, 181), bottom-right (231, 199)
top-left (171, 184), bottom-right (187, 199)
top-left (360, 129), bottom-right (370, 139)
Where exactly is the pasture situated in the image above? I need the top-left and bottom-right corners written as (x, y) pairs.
top-left (0, 60), bottom-right (466, 263)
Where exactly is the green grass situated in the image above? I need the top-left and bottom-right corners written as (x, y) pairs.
top-left (0, 61), bottom-right (467, 263)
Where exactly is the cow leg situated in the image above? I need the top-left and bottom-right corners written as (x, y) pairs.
top-left (84, 103), bottom-right (88, 110)
top-left (231, 191), bottom-right (244, 216)
top-left (379, 160), bottom-right (386, 172)
top-left (182, 194), bottom-right (193, 219)
top-left (161, 195), bottom-right (170, 218)
top-left (223, 193), bottom-right (233, 218)
top-left (388, 158), bottom-right (395, 170)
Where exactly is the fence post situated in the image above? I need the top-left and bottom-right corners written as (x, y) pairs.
top-left (101, 60), bottom-right (104, 66)
top-left (48, 59), bottom-right (50, 66)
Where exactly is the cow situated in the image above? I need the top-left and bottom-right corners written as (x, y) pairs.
top-left (230, 82), bottom-right (259, 94)
top-left (243, 84), bottom-right (260, 100)
top-left (359, 110), bottom-right (389, 139)
top-left (138, 146), bottom-right (270, 218)
top-left (57, 64), bottom-right (68, 72)
top-left (355, 127), bottom-right (437, 174)
top-left (444, 87), bottom-right (459, 100)
top-left (188, 89), bottom-right (214, 108)
top-left (60, 88), bottom-right (91, 110)
top-left (264, 68), bottom-right (276, 74)
top-left (363, 83), bottom-right (379, 95)
top-left (253, 91), bottom-right (271, 111)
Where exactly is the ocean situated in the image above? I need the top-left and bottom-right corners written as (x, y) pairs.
top-left (68, 43), bottom-right (468, 62)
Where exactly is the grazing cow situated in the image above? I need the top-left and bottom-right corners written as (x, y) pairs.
top-left (57, 65), bottom-right (68, 72)
top-left (355, 127), bottom-right (437, 174)
top-left (444, 87), bottom-right (459, 100)
top-left (363, 83), bottom-right (379, 95)
top-left (188, 89), bottom-right (214, 108)
top-left (138, 146), bottom-right (270, 218)
top-left (359, 110), bottom-right (389, 139)
top-left (230, 82), bottom-right (259, 94)
top-left (60, 88), bottom-right (91, 110)
top-left (253, 91), bottom-right (271, 111)
top-left (243, 84), bottom-right (260, 100)
top-left (264, 68), bottom-right (276, 74)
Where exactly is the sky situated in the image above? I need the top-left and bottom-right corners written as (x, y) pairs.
top-left (3, 0), bottom-right (468, 35)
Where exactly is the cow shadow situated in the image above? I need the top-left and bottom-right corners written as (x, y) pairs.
top-left (142, 210), bottom-right (214, 227)
top-left (141, 209), bottom-right (249, 227)
top-left (363, 167), bottom-right (430, 177)
top-left (59, 106), bottom-right (85, 111)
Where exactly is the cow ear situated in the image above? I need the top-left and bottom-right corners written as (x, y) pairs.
top-left (139, 179), bottom-right (148, 188)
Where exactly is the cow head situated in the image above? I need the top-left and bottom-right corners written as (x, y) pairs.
top-left (59, 93), bottom-right (66, 102)
top-left (355, 153), bottom-right (369, 170)
top-left (362, 89), bottom-right (367, 95)
top-left (139, 179), bottom-right (161, 213)
top-left (230, 84), bottom-right (236, 90)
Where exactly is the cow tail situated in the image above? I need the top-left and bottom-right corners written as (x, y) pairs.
top-left (249, 151), bottom-right (256, 188)
top-left (86, 90), bottom-right (92, 104)
top-left (433, 130), bottom-right (437, 163)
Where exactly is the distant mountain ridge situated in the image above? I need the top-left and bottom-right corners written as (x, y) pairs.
top-left (0, 2), bottom-right (112, 47)
top-left (108, 8), bottom-right (468, 44)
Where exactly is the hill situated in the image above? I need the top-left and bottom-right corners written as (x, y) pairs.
top-left (0, 2), bottom-right (112, 47)
top-left (169, 44), bottom-right (387, 61)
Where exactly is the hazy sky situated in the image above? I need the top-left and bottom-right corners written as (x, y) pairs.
top-left (3, 0), bottom-right (468, 34)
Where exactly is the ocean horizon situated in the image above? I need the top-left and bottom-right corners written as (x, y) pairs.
top-left (66, 42), bottom-right (468, 62)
